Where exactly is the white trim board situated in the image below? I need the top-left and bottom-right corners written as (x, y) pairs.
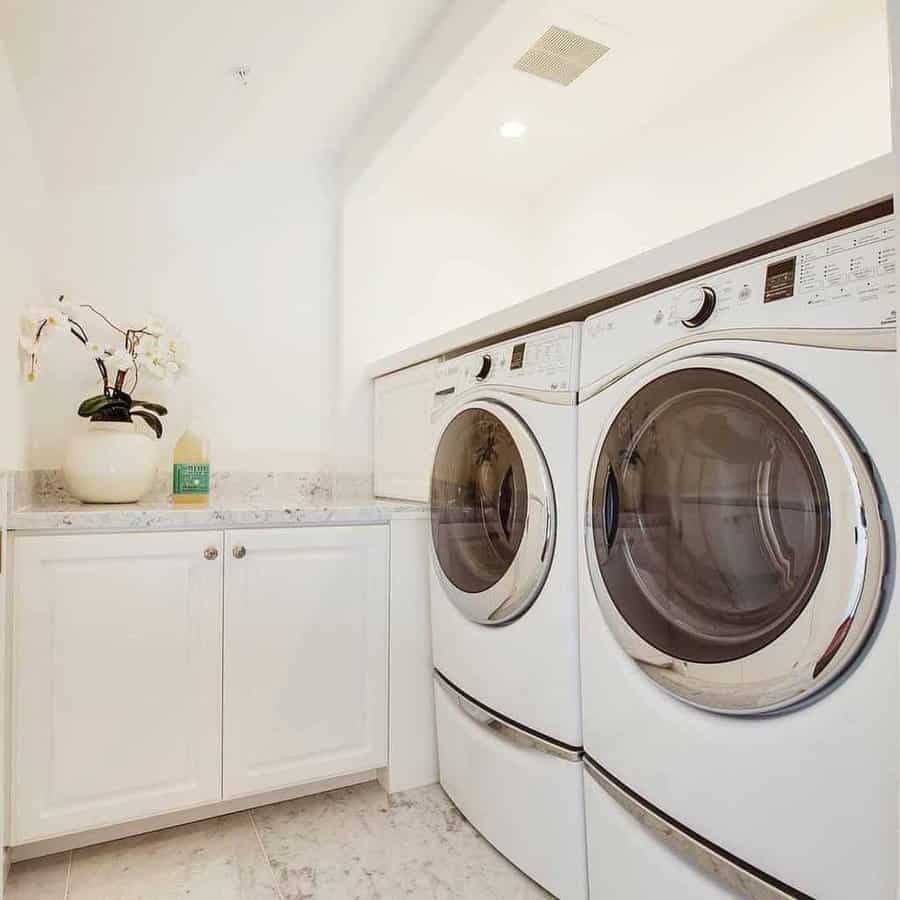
top-left (9, 770), bottom-right (377, 863)
top-left (369, 154), bottom-right (894, 379)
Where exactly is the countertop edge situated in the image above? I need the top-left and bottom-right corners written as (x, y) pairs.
top-left (7, 502), bottom-right (430, 534)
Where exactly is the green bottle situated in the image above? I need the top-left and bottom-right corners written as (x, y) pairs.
top-left (173, 429), bottom-right (210, 505)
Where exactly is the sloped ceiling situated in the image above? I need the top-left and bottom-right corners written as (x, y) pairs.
top-left (0, 0), bottom-right (450, 185)
top-left (403, 0), bottom-right (888, 196)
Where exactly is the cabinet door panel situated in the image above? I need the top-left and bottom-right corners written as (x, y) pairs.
top-left (223, 526), bottom-right (388, 798)
top-left (374, 359), bottom-right (437, 501)
top-left (12, 531), bottom-right (223, 842)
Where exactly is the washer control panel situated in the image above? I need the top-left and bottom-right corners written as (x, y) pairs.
top-left (582, 214), bottom-right (896, 388)
top-left (433, 323), bottom-right (580, 411)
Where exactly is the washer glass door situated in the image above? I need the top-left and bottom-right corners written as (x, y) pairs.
top-left (587, 357), bottom-right (884, 713)
top-left (431, 401), bottom-right (555, 625)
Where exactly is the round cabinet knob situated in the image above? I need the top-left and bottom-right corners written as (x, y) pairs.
top-left (232, 544), bottom-right (247, 559)
top-left (474, 354), bottom-right (492, 381)
top-left (203, 547), bottom-right (219, 561)
top-left (678, 286), bottom-right (717, 328)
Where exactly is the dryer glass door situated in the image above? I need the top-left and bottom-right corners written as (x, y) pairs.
top-left (431, 401), bottom-right (555, 625)
top-left (587, 357), bottom-right (884, 713)
top-left (592, 367), bottom-right (830, 663)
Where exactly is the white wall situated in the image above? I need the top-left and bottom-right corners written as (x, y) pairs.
top-left (337, 171), bottom-right (540, 470)
top-left (339, 0), bottom-right (892, 474)
top-left (534, 0), bottom-right (891, 291)
top-left (1, 44), bottom-right (341, 474)
top-left (27, 159), bottom-right (337, 471)
top-left (0, 37), bottom-right (45, 890)
top-left (1, 0), bottom-right (452, 475)
top-left (0, 42), bottom-right (43, 471)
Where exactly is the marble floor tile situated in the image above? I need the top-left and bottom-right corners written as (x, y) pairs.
top-left (5, 782), bottom-right (549, 900)
top-left (66, 812), bottom-right (280, 900)
top-left (251, 782), bottom-right (550, 900)
top-left (6, 852), bottom-right (70, 900)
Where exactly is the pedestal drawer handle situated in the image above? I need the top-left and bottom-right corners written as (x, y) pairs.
top-left (232, 544), bottom-right (247, 559)
top-left (203, 547), bottom-right (219, 561)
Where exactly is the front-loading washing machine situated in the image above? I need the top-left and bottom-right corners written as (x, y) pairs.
top-left (577, 211), bottom-right (898, 898)
top-left (429, 323), bottom-right (587, 899)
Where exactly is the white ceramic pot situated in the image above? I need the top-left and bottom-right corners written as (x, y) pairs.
top-left (62, 421), bottom-right (158, 504)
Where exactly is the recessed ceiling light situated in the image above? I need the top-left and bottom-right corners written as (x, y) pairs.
top-left (500, 120), bottom-right (527, 139)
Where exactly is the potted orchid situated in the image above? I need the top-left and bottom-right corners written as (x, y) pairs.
top-left (20, 296), bottom-right (183, 503)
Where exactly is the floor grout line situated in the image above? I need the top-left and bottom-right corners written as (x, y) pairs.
top-left (247, 809), bottom-right (285, 900)
top-left (62, 850), bottom-right (72, 900)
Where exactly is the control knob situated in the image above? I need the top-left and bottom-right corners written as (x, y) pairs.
top-left (475, 354), bottom-right (492, 381)
top-left (678, 286), bottom-right (717, 328)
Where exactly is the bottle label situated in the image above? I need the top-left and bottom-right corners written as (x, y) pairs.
top-left (173, 463), bottom-right (210, 495)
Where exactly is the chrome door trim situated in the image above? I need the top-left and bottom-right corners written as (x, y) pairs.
top-left (584, 354), bottom-right (886, 714)
top-left (582, 756), bottom-right (805, 899)
top-left (432, 386), bottom-right (576, 423)
top-left (579, 327), bottom-right (895, 402)
top-left (435, 670), bottom-right (582, 762)
top-left (430, 399), bottom-right (556, 626)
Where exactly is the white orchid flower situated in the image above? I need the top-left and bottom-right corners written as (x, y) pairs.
top-left (32, 306), bottom-right (68, 329)
top-left (104, 348), bottom-right (135, 375)
top-left (19, 334), bottom-right (39, 356)
top-left (143, 353), bottom-right (170, 380)
top-left (20, 337), bottom-right (39, 381)
top-left (17, 300), bottom-right (183, 393)
top-left (84, 341), bottom-right (112, 359)
top-left (154, 333), bottom-right (178, 356)
top-left (135, 336), bottom-right (160, 361)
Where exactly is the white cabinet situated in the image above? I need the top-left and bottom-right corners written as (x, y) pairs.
top-left (11, 531), bottom-right (224, 842)
top-left (10, 522), bottom-right (401, 845)
top-left (374, 359), bottom-right (437, 501)
top-left (222, 526), bottom-right (389, 798)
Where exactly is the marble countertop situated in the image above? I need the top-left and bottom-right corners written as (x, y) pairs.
top-left (4, 471), bottom-right (429, 533)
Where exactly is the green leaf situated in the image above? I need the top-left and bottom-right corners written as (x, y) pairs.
top-left (131, 409), bottom-right (163, 439)
top-left (90, 407), bottom-right (131, 424)
top-left (131, 400), bottom-right (168, 416)
top-left (77, 395), bottom-right (121, 418)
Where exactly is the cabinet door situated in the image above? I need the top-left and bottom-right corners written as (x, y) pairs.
top-left (12, 531), bottom-right (224, 842)
top-left (374, 359), bottom-right (437, 501)
top-left (223, 525), bottom-right (388, 798)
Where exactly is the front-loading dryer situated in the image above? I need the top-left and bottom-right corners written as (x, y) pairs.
top-left (578, 211), bottom-right (898, 899)
top-left (429, 323), bottom-right (587, 899)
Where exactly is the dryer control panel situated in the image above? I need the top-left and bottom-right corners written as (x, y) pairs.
top-left (433, 323), bottom-right (580, 413)
top-left (581, 214), bottom-right (896, 389)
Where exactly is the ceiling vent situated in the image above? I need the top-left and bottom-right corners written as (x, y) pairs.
top-left (514, 26), bottom-right (609, 86)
